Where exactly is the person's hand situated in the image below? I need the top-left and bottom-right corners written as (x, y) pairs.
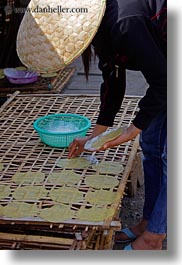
top-left (68, 136), bottom-right (91, 158)
top-left (99, 124), bottom-right (141, 151)
top-left (68, 124), bottom-right (108, 158)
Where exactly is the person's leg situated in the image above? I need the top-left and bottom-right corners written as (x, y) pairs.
top-left (141, 111), bottom-right (167, 234)
top-left (115, 111), bottom-right (167, 244)
top-left (131, 111), bottom-right (167, 249)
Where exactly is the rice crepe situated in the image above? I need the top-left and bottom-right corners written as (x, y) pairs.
top-left (85, 127), bottom-right (123, 151)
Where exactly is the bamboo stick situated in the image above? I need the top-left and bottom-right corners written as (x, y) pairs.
top-left (0, 232), bottom-right (74, 246)
top-left (0, 91), bottom-right (20, 113)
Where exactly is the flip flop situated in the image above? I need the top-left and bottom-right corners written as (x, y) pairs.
top-left (115, 227), bottom-right (137, 244)
top-left (123, 244), bottom-right (133, 250)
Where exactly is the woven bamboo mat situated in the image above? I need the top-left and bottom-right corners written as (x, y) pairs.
top-left (0, 67), bottom-right (75, 96)
top-left (0, 93), bottom-right (140, 230)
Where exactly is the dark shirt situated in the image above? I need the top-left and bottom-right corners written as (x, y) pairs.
top-left (92, 0), bottom-right (167, 130)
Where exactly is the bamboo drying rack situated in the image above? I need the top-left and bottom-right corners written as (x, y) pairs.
top-left (0, 92), bottom-right (141, 250)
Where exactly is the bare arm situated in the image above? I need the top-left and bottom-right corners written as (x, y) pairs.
top-left (100, 124), bottom-right (141, 151)
top-left (68, 124), bottom-right (108, 158)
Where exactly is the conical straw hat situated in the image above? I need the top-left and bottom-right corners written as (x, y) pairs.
top-left (17, 0), bottom-right (106, 73)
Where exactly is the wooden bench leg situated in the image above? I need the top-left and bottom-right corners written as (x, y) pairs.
top-left (127, 152), bottom-right (144, 197)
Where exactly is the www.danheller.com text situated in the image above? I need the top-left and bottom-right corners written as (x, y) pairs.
top-left (4, 5), bottom-right (89, 14)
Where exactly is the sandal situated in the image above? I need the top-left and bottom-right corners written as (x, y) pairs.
top-left (123, 244), bottom-right (133, 250)
top-left (115, 228), bottom-right (137, 244)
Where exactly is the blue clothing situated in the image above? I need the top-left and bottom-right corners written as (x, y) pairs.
top-left (140, 110), bottom-right (167, 234)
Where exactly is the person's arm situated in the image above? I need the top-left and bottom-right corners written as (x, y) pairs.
top-left (96, 59), bottom-right (126, 126)
top-left (68, 58), bottom-right (126, 158)
top-left (100, 124), bottom-right (141, 151)
top-left (119, 16), bottom-right (167, 130)
top-left (68, 124), bottom-right (108, 158)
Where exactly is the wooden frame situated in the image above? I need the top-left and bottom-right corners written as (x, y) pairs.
top-left (0, 92), bottom-right (141, 249)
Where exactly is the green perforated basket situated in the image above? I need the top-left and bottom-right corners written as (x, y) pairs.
top-left (33, 114), bottom-right (91, 148)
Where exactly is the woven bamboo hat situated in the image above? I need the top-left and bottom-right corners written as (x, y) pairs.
top-left (17, 0), bottom-right (106, 73)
